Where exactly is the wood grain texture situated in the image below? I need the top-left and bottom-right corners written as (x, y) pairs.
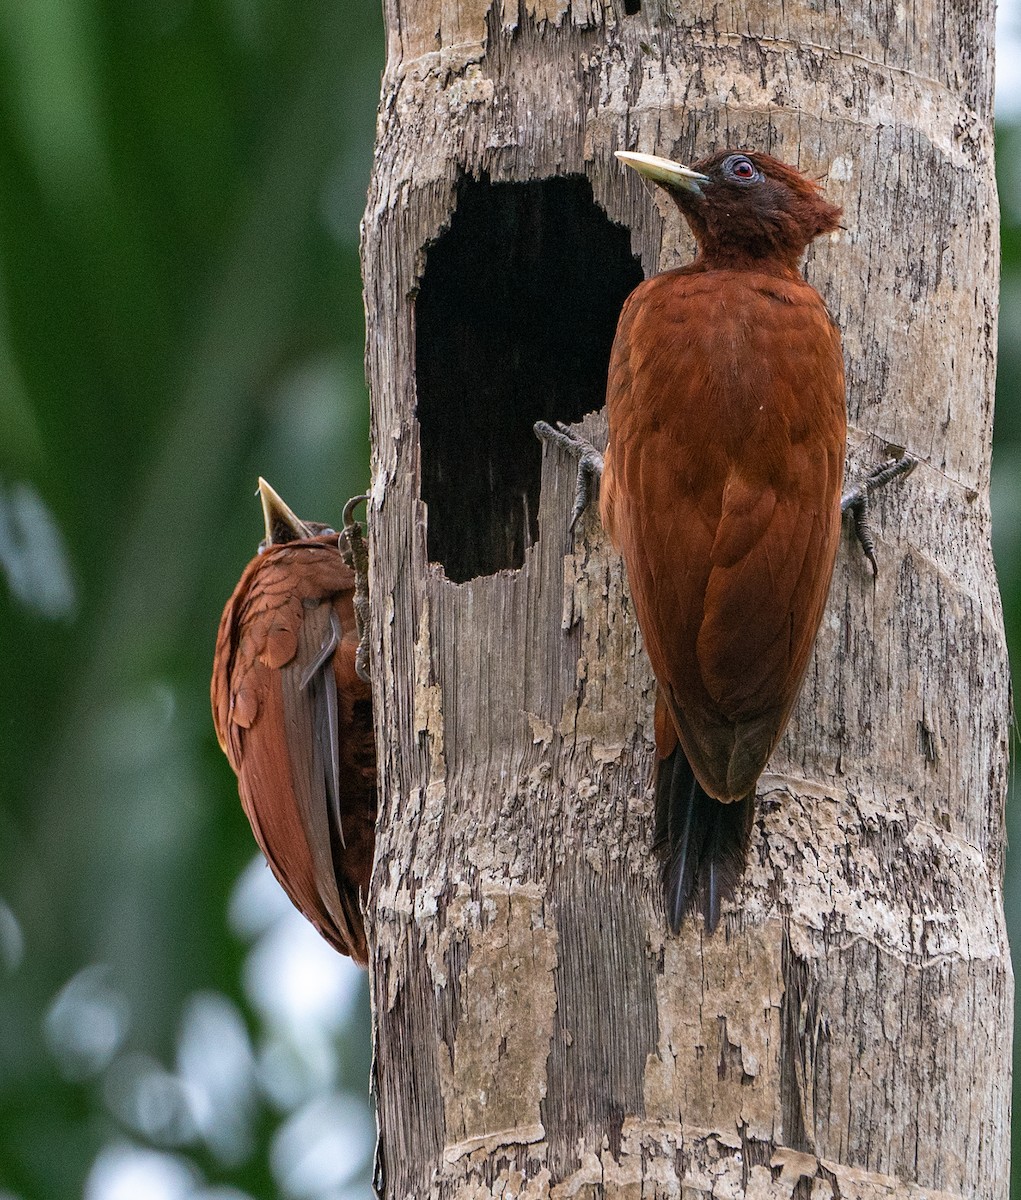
top-left (360, 2), bottom-right (1010, 1195)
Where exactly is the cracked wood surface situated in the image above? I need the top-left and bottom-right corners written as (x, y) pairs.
top-left (360, 2), bottom-right (1011, 1196)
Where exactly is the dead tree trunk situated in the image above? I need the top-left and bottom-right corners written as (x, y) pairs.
top-left (360, 3), bottom-right (1011, 1196)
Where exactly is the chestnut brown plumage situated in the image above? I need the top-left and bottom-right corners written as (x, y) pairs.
top-left (211, 479), bottom-right (375, 963)
top-left (603, 150), bottom-right (847, 932)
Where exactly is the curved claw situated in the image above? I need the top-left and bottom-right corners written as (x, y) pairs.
top-left (848, 495), bottom-right (879, 576)
top-left (841, 453), bottom-right (917, 576)
top-left (534, 420), bottom-right (605, 530)
top-left (840, 454), bottom-right (917, 514)
top-left (342, 493), bottom-right (369, 530)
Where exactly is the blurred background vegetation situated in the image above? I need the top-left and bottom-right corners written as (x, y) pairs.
top-left (0, 2), bottom-right (1018, 1198)
top-left (0, 0), bottom-right (379, 1196)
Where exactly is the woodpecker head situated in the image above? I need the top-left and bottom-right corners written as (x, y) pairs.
top-left (617, 149), bottom-right (842, 267)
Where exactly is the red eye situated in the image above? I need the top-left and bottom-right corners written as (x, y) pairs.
top-left (722, 154), bottom-right (761, 183)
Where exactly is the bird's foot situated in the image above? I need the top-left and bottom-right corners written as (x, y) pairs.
top-left (840, 453), bottom-right (917, 575)
top-left (534, 420), bottom-right (605, 530)
top-left (340, 494), bottom-right (370, 682)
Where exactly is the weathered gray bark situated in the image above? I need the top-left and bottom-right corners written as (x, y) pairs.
top-left (360, 3), bottom-right (1011, 1197)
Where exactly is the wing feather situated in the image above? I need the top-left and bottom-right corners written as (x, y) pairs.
top-left (213, 538), bottom-right (372, 963)
top-left (604, 268), bottom-right (845, 802)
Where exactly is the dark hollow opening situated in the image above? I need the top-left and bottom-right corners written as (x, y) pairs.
top-left (623, 0), bottom-right (641, 12)
top-left (415, 174), bottom-right (645, 582)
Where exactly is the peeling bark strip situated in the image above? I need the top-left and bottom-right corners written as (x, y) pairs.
top-left (361, 2), bottom-right (1010, 1197)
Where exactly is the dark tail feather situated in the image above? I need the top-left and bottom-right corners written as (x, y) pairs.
top-left (654, 746), bottom-right (754, 933)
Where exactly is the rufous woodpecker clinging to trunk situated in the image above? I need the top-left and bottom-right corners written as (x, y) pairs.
top-left (212, 480), bottom-right (375, 963)
top-left (539, 149), bottom-right (914, 932)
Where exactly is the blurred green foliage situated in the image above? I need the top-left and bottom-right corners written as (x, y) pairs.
top-left (0, 2), bottom-right (1019, 1197)
top-left (0, 0), bottom-right (382, 1196)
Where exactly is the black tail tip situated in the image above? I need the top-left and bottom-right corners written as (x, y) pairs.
top-left (655, 747), bottom-right (754, 935)
top-left (662, 853), bottom-right (726, 934)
